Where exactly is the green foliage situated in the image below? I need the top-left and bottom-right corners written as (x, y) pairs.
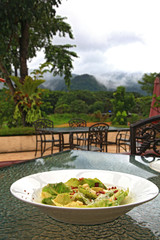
top-left (10, 76), bottom-right (45, 96)
top-left (48, 113), bottom-right (105, 126)
top-left (74, 90), bottom-right (96, 105)
top-left (54, 99), bottom-right (89, 114)
top-left (133, 96), bottom-right (152, 117)
top-left (0, 127), bottom-right (35, 136)
top-left (11, 75), bottom-right (45, 124)
top-left (94, 110), bottom-right (102, 121)
top-left (54, 91), bottom-right (93, 114)
top-left (55, 92), bottom-right (78, 106)
top-left (0, 0), bottom-right (78, 125)
top-left (45, 46), bottom-right (78, 88)
top-left (0, 0), bottom-right (76, 71)
top-left (111, 86), bottom-right (135, 125)
top-left (0, 85), bottom-right (153, 129)
top-left (138, 72), bottom-right (158, 95)
top-left (54, 104), bottom-right (71, 114)
top-left (70, 100), bottom-right (88, 114)
top-left (48, 113), bottom-right (82, 125)
top-left (89, 101), bottom-right (105, 113)
top-left (112, 111), bottom-right (128, 125)
top-left (49, 113), bottom-right (73, 125)
top-left (0, 89), bottom-right (15, 127)
top-left (53, 90), bottom-right (113, 115)
top-left (40, 89), bottom-right (64, 114)
top-left (127, 113), bottom-right (139, 124)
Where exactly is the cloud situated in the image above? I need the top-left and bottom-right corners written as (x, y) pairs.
top-left (28, 0), bottom-right (160, 75)
top-left (106, 32), bottom-right (144, 49)
top-left (73, 50), bottom-right (110, 74)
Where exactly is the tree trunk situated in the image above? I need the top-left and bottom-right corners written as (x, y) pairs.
top-left (19, 20), bottom-right (29, 83)
top-left (19, 21), bottom-right (30, 126)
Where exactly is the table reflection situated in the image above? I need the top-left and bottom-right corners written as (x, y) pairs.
top-left (0, 150), bottom-right (160, 239)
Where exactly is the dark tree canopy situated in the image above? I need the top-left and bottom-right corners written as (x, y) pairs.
top-left (0, 0), bottom-right (77, 89)
top-left (0, 0), bottom-right (78, 125)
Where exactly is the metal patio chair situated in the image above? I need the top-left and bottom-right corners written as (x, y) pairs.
top-left (68, 118), bottom-right (88, 148)
top-left (33, 119), bottom-right (61, 156)
top-left (116, 130), bottom-right (130, 153)
top-left (70, 122), bottom-right (109, 152)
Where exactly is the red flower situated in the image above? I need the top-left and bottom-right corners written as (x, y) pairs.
top-left (0, 78), bottom-right (6, 83)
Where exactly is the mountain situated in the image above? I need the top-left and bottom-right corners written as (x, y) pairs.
top-left (42, 71), bottom-right (145, 94)
top-left (42, 74), bottom-right (108, 91)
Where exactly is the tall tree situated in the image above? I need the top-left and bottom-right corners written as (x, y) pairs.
top-left (111, 86), bottom-right (135, 125)
top-left (0, 0), bottom-right (78, 125)
top-left (138, 73), bottom-right (158, 95)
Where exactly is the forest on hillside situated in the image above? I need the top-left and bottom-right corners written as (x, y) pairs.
top-left (0, 85), bottom-right (152, 128)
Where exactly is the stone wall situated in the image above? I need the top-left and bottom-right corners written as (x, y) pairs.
top-left (0, 135), bottom-right (36, 153)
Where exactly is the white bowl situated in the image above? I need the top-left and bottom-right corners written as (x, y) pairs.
top-left (150, 160), bottom-right (160, 173)
top-left (10, 169), bottom-right (159, 225)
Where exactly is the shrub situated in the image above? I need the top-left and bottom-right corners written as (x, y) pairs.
top-left (70, 100), bottom-right (89, 114)
top-left (112, 111), bottom-right (128, 125)
top-left (128, 113), bottom-right (139, 124)
top-left (54, 104), bottom-right (71, 113)
top-left (94, 110), bottom-right (102, 121)
top-left (89, 101), bottom-right (105, 113)
top-left (0, 127), bottom-right (35, 136)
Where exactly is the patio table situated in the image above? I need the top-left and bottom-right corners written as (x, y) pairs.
top-left (0, 150), bottom-right (160, 239)
top-left (42, 126), bottom-right (129, 152)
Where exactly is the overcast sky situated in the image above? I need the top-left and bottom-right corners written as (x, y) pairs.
top-left (28, 0), bottom-right (160, 76)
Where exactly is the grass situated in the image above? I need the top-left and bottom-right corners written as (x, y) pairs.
top-left (48, 113), bottom-right (110, 126)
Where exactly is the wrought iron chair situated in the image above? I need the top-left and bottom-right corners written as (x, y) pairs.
top-left (33, 119), bottom-right (61, 156)
top-left (116, 130), bottom-right (130, 153)
top-left (68, 118), bottom-right (87, 148)
top-left (70, 122), bottom-right (109, 152)
top-left (130, 115), bottom-right (160, 156)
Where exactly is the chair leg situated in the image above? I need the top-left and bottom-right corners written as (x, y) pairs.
top-left (40, 134), bottom-right (45, 157)
top-left (41, 140), bottom-right (43, 157)
top-left (116, 141), bottom-right (120, 153)
top-left (51, 134), bottom-right (54, 154)
top-left (105, 143), bottom-right (108, 152)
top-left (35, 135), bottom-right (38, 156)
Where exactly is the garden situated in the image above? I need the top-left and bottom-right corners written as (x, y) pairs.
top-left (0, 84), bottom-right (152, 136)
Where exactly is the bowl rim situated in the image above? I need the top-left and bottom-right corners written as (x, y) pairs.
top-left (10, 169), bottom-right (159, 211)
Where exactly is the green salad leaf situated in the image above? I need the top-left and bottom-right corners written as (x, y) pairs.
top-left (41, 178), bottom-right (129, 208)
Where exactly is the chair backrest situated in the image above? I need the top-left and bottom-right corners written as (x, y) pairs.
top-left (68, 118), bottom-right (87, 127)
top-left (130, 115), bottom-right (160, 156)
top-left (33, 119), bottom-right (53, 130)
top-left (88, 122), bottom-right (109, 150)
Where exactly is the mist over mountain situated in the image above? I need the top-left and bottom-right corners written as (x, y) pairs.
top-left (42, 74), bottom-right (108, 91)
top-left (41, 71), bottom-right (145, 94)
top-left (0, 71), bottom-right (145, 94)
top-left (95, 72), bottom-right (143, 90)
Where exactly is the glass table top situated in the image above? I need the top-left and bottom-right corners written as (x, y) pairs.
top-left (0, 150), bottom-right (160, 239)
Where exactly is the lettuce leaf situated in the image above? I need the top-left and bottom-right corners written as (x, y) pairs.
top-left (79, 178), bottom-right (107, 189)
top-left (42, 182), bottom-right (71, 196)
top-left (78, 186), bottom-right (97, 199)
